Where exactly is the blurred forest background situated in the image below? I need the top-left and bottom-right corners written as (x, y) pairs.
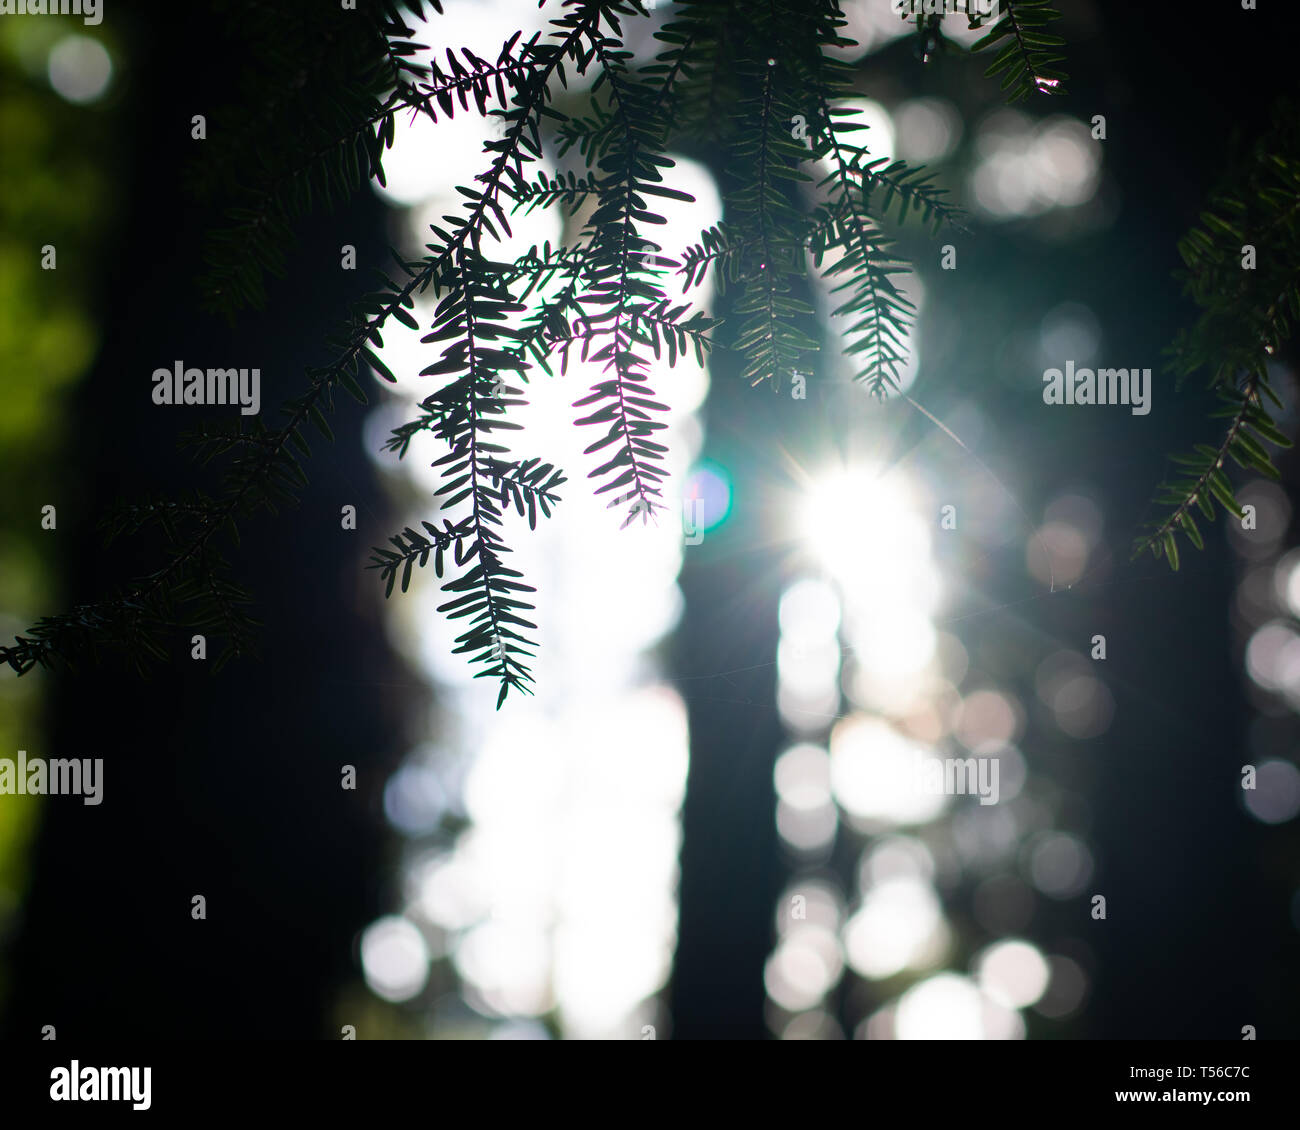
top-left (0, 0), bottom-right (1297, 1040)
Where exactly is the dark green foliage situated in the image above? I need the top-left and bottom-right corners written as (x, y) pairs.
top-left (1135, 99), bottom-right (1300, 568)
top-left (194, 0), bottom-right (448, 316)
top-left (972, 0), bottom-right (1068, 104)
top-left (718, 51), bottom-right (818, 390)
top-left (560, 24), bottom-right (695, 518)
top-left (2, 0), bottom-right (1068, 701)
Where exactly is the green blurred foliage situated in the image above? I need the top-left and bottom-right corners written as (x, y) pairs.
top-left (0, 14), bottom-right (120, 1004)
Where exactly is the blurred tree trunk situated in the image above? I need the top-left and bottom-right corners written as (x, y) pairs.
top-left (1, 5), bottom-right (413, 1039)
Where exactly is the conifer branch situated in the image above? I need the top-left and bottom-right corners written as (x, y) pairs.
top-left (972, 0), bottom-right (1068, 103)
top-left (1136, 99), bottom-right (1300, 567)
top-left (6, 0), bottom-right (1099, 701)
